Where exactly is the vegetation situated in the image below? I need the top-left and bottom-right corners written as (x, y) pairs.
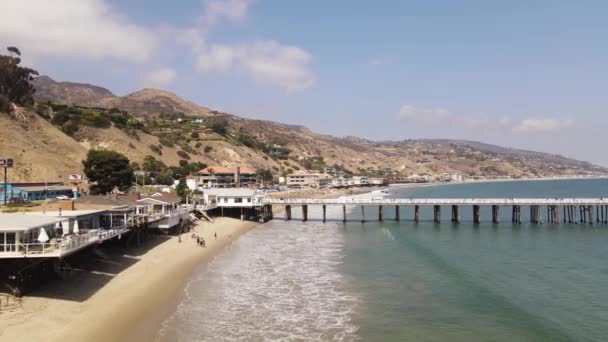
top-left (82, 149), bottom-right (134, 194)
top-left (256, 168), bottom-right (274, 186)
top-left (177, 150), bottom-right (190, 160)
top-left (150, 144), bottom-right (162, 155)
top-left (175, 178), bottom-right (190, 201)
top-left (206, 117), bottom-right (228, 136)
top-left (0, 47), bottom-right (38, 111)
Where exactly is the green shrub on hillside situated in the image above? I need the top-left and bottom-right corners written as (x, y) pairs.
top-left (177, 150), bottom-right (190, 160)
top-left (150, 144), bottom-right (162, 155)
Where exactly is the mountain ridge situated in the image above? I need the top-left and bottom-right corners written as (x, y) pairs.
top-left (9, 75), bottom-right (603, 183)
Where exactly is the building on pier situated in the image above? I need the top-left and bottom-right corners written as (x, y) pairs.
top-left (196, 188), bottom-right (272, 222)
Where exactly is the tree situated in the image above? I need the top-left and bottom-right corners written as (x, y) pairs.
top-left (175, 178), bottom-right (190, 202)
top-left (155, 172), bottom-right (175, 186)
top-left (82, 150), bottom-right (134, 194)
top-left (256, 168), bottom-right (274, 186)
top-left (0, 47), bottom-right (39, 109)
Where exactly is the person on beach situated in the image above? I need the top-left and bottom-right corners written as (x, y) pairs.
top-left (214, 232), bottom-right (217, 240)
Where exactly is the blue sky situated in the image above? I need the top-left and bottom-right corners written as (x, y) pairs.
top-left (2, 1), bottom-right (608, 164)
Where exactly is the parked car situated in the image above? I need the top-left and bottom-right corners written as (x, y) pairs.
top-left (56, 195), bottom-right (70, 200)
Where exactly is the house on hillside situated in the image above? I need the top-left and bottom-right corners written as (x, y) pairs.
top-left (197, 166), bottom-right (257, 188)
top-left (286, 172), bottom-right (332, 188)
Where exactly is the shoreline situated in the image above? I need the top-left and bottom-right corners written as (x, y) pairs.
top-left (0, 217), bottom-right (258, 342)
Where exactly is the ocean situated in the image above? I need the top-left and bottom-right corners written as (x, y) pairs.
top-left (156, 179), bottom-right (608, 341)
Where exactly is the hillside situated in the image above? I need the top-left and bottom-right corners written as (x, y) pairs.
top-left (14, 75), bottom-right (606, 182)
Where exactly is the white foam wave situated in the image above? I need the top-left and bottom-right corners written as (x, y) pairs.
top-left (156, 220), bottom-right (360, 341)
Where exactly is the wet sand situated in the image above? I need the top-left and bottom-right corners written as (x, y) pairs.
top-left (0, 218), bottom-right (257, 342)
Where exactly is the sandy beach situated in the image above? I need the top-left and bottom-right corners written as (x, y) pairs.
top-left (0, 217), bottom-right (257, 342)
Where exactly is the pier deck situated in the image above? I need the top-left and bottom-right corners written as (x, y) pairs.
top-left (263, 198), bottom-right (608, 224)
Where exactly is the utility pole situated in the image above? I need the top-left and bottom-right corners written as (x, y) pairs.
top-left (3, 166), bottom-right (7, 206)
top-left (1, 159), bottom-right (13, 206)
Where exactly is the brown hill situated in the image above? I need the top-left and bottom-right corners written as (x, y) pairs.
top-left (27, 76), bottom-right (608, 180)
top-left (33, 77), bottom-right (210, 118)
top-left (32, 76), bottom-right (114, 105)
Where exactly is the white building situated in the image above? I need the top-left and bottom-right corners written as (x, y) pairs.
top-left (203, 188), bottom-right (264, 207)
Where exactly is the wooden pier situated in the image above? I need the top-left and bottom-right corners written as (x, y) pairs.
top-left (264, 198), bottom-right (608, 224)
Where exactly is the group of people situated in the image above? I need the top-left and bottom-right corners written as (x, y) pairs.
top-left (192, 234), bottom-right (206, 247)
top-left (191, 232), bottom-right (217, 247)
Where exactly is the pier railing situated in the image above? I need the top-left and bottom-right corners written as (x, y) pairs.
top-left (264, 198), bottom-right (608, 224)
top-left (263, 198), bottom-right (608, 206)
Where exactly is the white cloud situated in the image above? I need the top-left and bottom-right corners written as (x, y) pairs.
top-left (0, 0), bottom-right (158, 63)
top-left (201, 0), bottom-right (250, 29)
top-left (143, 67), bottom-right (177, 88)
top-left (197, 45), bottom-right (235, 72)
top-left (196, 40), bottom-right (315, 92)
top-left (398, 105), bottom-right (508, 130)
top-left (513, 118), bottom-right (574, 133)
top-left (398, 105), bottom-right (573, 134)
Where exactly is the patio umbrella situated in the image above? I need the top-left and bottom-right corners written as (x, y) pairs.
top-left (61, 221), bottom-right (69, 236)
top-left (38, 228), bottom-right (50, 243)
top-left (73, 220), bottom-right (79, 234)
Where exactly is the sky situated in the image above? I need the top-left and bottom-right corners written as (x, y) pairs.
top-left (2, 0), bottom-right (608, 164)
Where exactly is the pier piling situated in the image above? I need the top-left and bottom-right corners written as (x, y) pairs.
top-left (322, 205), bottom-right (327, 223)
top-left (378, 205), bottom-right (384, 222)
top-left (395, 205), bottom-right (400, 222)
top-left (433, 205), bottom-right (441, 223)
top-left (343, 205), bottom-right (347, 223)
top-left (361, 205), bottom-right (365, 223)
top-left (492, 205), bottom-right (500, 223)
top-left (302, 205), bottom-right (308, 222)
top-left (473, 205), bottom-right (481, 224)
top-left (415, 205), bottom-right (420, 223)
top-left (285, 205), bottom-right (292, 221)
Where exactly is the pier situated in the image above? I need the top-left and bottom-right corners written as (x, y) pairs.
top-left (263, 198), bottom-right (608, 224)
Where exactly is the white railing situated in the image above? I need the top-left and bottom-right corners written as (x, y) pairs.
top-left (1, 224), bottom-right (133, 258)
top-left (263, 198), bottom-right (608, 206)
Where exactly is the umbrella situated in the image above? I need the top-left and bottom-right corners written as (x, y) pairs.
top-left (73, 220), bottom-right (79, 234)
top-left (61, 221), bottom-right (69, 236)
top-left (38, 228), bottom-right (49, 243)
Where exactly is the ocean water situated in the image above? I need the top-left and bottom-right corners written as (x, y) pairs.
top-left (156, 179), bottom-right (608, 341)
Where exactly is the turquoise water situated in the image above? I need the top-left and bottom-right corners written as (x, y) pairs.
top-left (157, 179), bottom-right (608, 341)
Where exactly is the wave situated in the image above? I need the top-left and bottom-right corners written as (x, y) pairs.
top-left (156, 220), bottom-right (360, 341)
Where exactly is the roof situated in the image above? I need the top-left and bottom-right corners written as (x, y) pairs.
top-left (24, 210), bottom-right (108, 218)
top-left (14, 185), bottom-right (73, 192)
top-left (75, 195), bottom-right (136, 209)
top-left (0, 214), bottom-right (64, 231)
top-left (204, 188), bottom-right (257, 197)
top-left (198, 166), bottom-right (257, 175)
top-left (138, 193), bottom-right (180, 204)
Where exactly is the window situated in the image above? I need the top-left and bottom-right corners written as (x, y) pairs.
top-left (235, 198), bottom-right (243, 203)
top-left (247, 198), bottom-right (252, 203)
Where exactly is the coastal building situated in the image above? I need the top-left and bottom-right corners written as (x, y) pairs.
top-left (0, 209), bottom-right (135, 259)
top-left (0, 183), bottom-right (74, 203)
top-left (197, 166), bottom-right (257, 188)
top-left (438, 173), bottom-right (465, 182)
top-left (123, 193), bottom-right (193, 232)
top-left (286, 172), bottom-right (332, 188)
top-left (196, 188), bottom-right (271, 222)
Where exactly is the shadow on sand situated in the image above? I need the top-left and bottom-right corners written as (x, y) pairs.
top-left (25, 233), bottom-right (172, 302)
